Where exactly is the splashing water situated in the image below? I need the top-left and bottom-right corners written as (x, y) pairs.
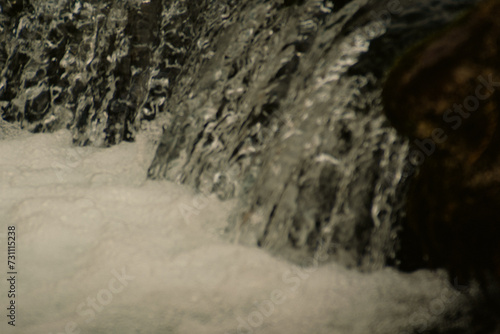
top-left (0, 129), bottom-right (475, 334)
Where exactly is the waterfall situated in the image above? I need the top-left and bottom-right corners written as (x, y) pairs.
top-left (2, 0), bottom-right (500, 333)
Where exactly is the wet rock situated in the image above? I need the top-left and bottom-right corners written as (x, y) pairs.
top-left (383, 0), bottom-right (500, 287)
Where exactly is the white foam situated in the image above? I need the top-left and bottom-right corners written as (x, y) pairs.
top-left (0, 130), bottom-right (467, 334)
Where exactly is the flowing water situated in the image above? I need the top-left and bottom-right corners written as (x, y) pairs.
top-left (0, 0), bottom-right (494, 333)
top-left (0, 127), bottom-right (476, 334)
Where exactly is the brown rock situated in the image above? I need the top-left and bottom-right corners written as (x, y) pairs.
top-left (383, 0), bottom-right (500, 285)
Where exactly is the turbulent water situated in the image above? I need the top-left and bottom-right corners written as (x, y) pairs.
top-left (0, 128), bottom-right (480, 334)
top-left (2, 0), bottom-right (499, 333)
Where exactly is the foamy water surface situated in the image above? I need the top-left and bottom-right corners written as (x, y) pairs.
top-left (0, 130), bottom-right (469, 334)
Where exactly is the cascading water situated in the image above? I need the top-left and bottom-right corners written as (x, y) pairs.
top-left (145, 0), bottom-right (481, 270)
top-left (1, 0), bottom-right (498, 333)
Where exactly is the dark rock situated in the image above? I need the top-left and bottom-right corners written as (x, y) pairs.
top-left (383, 0), bottom-right (500, 287)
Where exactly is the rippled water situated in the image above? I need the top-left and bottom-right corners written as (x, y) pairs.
top-left (0, 130), bottom-right (476, 334)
